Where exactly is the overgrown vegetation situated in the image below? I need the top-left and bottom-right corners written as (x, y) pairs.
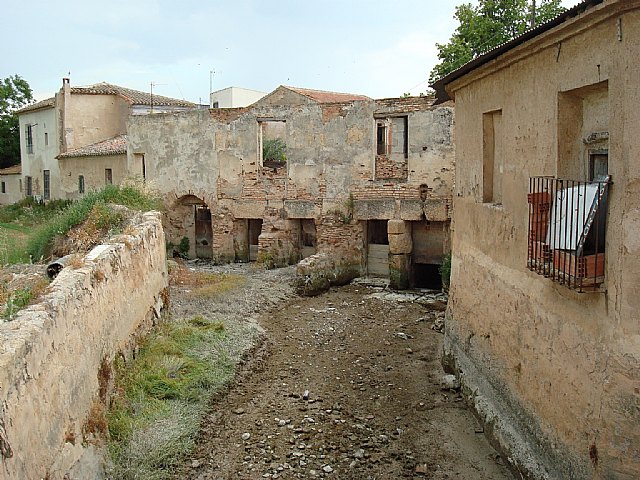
top-left (262, 138), bottom-right (287, 164)
top-left (0, 183), bottom-right (162, 264)
top-left (107, 264), bottom-right (256, 479)
top-left (0, 273), bottom-right (50, 320)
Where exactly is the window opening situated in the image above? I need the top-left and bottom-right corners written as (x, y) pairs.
top-left (589, 151), bottom-right (608, 181)
top-left (528, 176), bottom-right (609, 292)
top-left (258, 120), bottom-right (287, 168)
top-left (25, 176), bottom-right (33, 196)
top-left (43, 170), bottom-right (50, 200)
top-left (1, 182), bottom-right (5, 194)
top-left (25, 124), bottom-right (33, 154)
top-left (78, 175), bottom-right (85, 194)
top-left (105, 168), bottom-right (113, 185)
top-left (45, 132), bottom-right (48, 146)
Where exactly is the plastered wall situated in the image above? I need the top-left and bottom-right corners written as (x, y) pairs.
top-left (444, 2), bottom-right (640, 478)
top-left (0, 212), bottom-right (168, 479)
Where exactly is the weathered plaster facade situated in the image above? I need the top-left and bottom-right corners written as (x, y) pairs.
top-left (434, 0), bottom-right (640, 478)
top-left (17, 79), bottom-right (196, 201)
top-left (128, 86), bottom-right (455, 288)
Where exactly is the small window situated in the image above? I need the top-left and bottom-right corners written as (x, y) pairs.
top-left (1, 182), bottom-right (5, 194)
top-left (19, 179), bottom-right (22, 192)
top-left (25, 176), bottom-right (33, 196)
top-left (78, 175), bottom-right (85, 194)
top-left (589, 151), bottom-right (608, 181)
top-left (105, 168), bottom-right (113, 185)
top-left (45, 132), bottom-right (49, 146)
top-left (212, 101), bottom-right (219, 108)
top-left (25, 124), bottom-right (33, 154)
top-left (43, 170), bottom-right (50, 200)
top-left (377, 122), bottom-right (388, 155)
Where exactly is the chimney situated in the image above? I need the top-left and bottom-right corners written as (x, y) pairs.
top-left (61, 78), bottom-right (71, 152)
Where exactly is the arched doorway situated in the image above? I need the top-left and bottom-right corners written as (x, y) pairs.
top-left (171, 195), bottom-right (212, 259)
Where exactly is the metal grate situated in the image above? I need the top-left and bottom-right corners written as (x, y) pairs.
top-left (527, 176), bottom-right (609, 292)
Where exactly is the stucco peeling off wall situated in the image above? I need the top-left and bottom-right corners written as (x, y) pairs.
top-left (0, 211), bottom-right (168, 480)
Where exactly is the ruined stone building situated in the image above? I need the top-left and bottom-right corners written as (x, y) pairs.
top-left (128, 86), bottom-right (455, 289)
top-left (432, 0), bottom-right (639, 478)
top-left (16, 79), bottom-right (196, 201)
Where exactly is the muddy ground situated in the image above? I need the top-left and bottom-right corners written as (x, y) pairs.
top-left (171, 262), bottom-right (513, 480)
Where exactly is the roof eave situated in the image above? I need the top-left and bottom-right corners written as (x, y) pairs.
top-left (430, 0), bottom-right (605, 104)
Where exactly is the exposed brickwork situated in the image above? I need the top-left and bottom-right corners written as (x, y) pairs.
top-left (374, 154), bottom-right (409, 180)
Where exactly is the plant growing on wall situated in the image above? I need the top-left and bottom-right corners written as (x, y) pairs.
top-left (262, 138), bottom-right (287, 165)
top-left (439, 253), bottom-right (452, 292)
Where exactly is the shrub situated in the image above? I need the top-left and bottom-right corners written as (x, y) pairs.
top-left (439, 253), bottom-right (452, 291)
top-left (262, 138), bottom-right (287, 164)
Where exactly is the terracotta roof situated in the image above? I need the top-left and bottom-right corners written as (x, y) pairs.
top-left (0, 165), bottom-right (21, 175)
top-left (57, 135), bottom-right (127, 159)
top-left (71, 82), bottom-right (196, 107)
top-left (285, 86), bottom-right (371, 103)
top-left (16, 97), bottom-right (55, 114)
top-left (431, 0), bottom-right (605, 103)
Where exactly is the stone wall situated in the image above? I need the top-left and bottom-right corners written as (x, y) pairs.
top-left (0, 212), bottom-right (168, 479)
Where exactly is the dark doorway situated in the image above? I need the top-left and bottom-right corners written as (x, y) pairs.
top-left (248, 219), bottom-right (263, 261)
top-left (195, 205), bottom-right (213, 259)
top-left (412, 263), bottom-right (442, 290)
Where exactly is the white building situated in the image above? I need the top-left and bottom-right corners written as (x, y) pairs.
top-left (209, 87), bottom-right (267, 108)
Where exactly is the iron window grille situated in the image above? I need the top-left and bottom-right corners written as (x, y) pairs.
top-left (527, 176), bottom-right (610, 292)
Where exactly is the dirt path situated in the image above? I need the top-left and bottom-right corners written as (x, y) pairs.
top-left (173, 263), bottom-right (513, 480)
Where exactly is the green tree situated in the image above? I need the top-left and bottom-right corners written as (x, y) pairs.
top-left (429, 0), bottom-right (565, 84)
top-left (0, 75), bottom-right (34, 168)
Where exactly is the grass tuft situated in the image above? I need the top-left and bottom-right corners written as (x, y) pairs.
top-left (106, 313), bottom-right (251, 479)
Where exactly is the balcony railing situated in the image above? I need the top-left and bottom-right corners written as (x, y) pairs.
top-left (527, 176), bottom-right (610, 292)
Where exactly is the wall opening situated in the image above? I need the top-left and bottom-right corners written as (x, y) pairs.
top-left (300, 219), bottom-right (317, 259)
top-left (482, 109), bottom-right (503, 203)
top-left (258, 120), bottom-right (287, 168)
top-left (367, 220), bottom-right (389, 277)
top-left (195, 205), bottom-right (213, 259)
top-left (412, 263), bottom-right (442, 290)
top-left (248, 219), bottom-right (263, 261)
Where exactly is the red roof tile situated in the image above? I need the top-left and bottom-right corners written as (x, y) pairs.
top-left (285, 86), bottom-right (370, 103)
top-left (57, 135), bottom-right (127, 159)
top-left (0, 165), bottom-right (21, 175)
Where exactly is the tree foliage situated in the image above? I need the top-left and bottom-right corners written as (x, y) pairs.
top-left (429, 0), bottom-right (565, 84)
top-left (0, 75), bottom-right (34, 168)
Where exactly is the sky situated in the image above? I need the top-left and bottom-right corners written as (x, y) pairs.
top-left (2, 0), bottom-right (580, 105)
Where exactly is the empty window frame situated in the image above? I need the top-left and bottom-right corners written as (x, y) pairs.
top-left (376, 116), bottom-right (408, 157)
top-left (1, 182), bottom-right (5, 194)
top-left (78, 175), bottom-right (85, 194)
top-left (258, 120), bottom-right (287, 166)
top-left (43, 170), bottom-right (50, 200)
top-left (105, 168), bottom-right (113, 185)
top-left (45, 132), bottom-right (49, 146)
top-left (25, 124), bottom-right (33, 154)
